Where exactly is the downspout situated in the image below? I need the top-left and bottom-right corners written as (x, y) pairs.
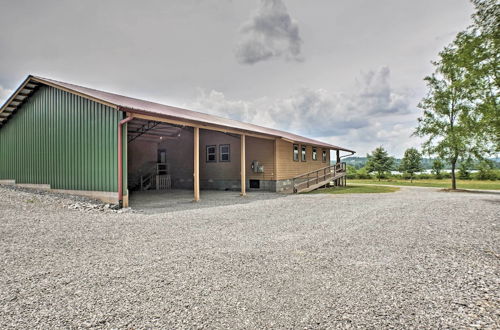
top-left (118, 115), bottom-right (134, 208)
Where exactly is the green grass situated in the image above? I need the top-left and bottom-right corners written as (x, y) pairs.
top-left (350, 179), bottom-right (500, 190)
top-left (308, 184), bottom-right (399, 194)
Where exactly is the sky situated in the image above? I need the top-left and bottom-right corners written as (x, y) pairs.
top-left (0, 0), bottom-right (474, 157)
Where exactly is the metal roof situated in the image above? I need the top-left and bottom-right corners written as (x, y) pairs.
top-left (0, 75), bottom-right (355, 152)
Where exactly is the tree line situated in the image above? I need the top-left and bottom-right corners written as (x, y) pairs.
top-left (346, 146), bottom-right (499, 183)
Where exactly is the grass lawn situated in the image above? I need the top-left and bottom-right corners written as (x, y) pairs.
top-left (308, 184), bottom-right (399, 194)
top-left (350, 179), bottom-right (500, 190)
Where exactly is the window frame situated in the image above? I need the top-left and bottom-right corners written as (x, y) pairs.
top-left (322, 150), bottom-right (327, 163)
top-left (219, 144), bottom-right (230, 162)
top-left (301, 145), bottom-right (307, 162)
top-left (206, 145), bottom-right (217, 163)
top-left (293, 144), bottom-right (299, 162)
top-left (312, 147), bottom-right (318, 161)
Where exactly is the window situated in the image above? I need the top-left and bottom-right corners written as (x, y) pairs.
top-left (322, 150), bottom-right (327, 162)
top-left (219, 144), bottom-right (230, 162)
top-left (249, 180), bottom-right (260, 189)
top-left (301, 145), bottom-right (307, 162)
top-left (206, 145), bottom-right (216, 162)
top-left (293, 144), bottom-right (299, 161)
top-left (312, 147), bottom-right (317, 161)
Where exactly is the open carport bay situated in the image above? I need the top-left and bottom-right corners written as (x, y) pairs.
top-left (0, 185), bottom-right (498, 328)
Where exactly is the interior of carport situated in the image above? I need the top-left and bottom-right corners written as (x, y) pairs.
top-left (125, 116), bottom-right (251, 204)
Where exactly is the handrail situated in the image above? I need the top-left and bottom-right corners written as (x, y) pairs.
top-left (292, 162), bottom-right (346, 193)
top-left (292, 162), bottom-right (344, 180)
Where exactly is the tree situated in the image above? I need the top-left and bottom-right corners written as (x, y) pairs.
top-left (456, 0), bottom-right (499, 152)
top-left (366, 147), bottom-right (394, 181)
top-left (431, 159), bottom-right (445, 178)
top-left (400, 148), bottom-right (423, 182)
top-left (415, 0), bottom-right (499, 190)
top-left (414, 42), bottom-right (473, 190)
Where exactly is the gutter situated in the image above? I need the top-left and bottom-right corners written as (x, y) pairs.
top-left (340, 151), bottom-right (356, 158)
top-left (118, 115), bottom-right (134, 207)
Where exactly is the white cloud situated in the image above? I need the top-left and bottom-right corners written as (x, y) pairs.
top-left (235, 0), bottom-right (303, 64)
top-left (190, 67), bottom-right (420, 156)
top-left (0, 86), bottom-right (13, 106)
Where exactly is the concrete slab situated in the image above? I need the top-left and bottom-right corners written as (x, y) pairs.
top-left (129, 189), bottom-right (287, 214)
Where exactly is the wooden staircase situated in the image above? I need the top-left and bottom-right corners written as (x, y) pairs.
top-left (140, 163), bottom-right (172, 191)
top-left (292, 162), bottom-right (347, 193)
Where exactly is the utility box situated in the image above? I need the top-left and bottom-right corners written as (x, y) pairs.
top-left (251, 160), bottom-right (264, 173)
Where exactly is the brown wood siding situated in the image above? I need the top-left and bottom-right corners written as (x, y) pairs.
top-left (127, 140), bottom-right (157, 174)
top-left (245, 136), bottom-right (275, 180)
top-left (127, 128), bottom-right (331, 185)
top-left (199, 129), bottom-right (240, 180)
top-left (160, 129), bottom-right (194, 184)
top-left (275, 139), bottom-right (330, 180)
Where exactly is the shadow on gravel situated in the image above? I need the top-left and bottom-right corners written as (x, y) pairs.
top-left (129, 189), bottom-right (289, 214)
top-left (481, 198), bottom-right (500, 205)
top-left (440, 188), bottom-right (500, 195)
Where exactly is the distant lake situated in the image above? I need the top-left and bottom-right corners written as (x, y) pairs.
top-left (390, 169), bottom-right (479, 175)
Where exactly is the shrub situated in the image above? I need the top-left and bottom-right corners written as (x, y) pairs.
top-left (474, 161), bottom-right (498, 180)
top-left (391, 173), bottom-right (403, 179)
top-left (356, 167), bottom-right (372, 179)
top-left (401, 172), bottom-right (412, 180)
top-left (458, 159), bottom-right (472, 180)
top-left (441, 172), bottom-right (452, 179)
top-left (346, 165), bottom-right (358, 179)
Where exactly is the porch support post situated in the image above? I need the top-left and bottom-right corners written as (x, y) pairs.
top-left (336, 149), bottom-right (341, 163)
top-left (193, 127), bottom-right (200, 202)
top-left (240, 134), bottom-right (246, 196)
top-left (118, 115), bottom-right (133, 208)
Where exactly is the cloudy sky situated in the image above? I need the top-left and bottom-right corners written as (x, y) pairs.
top-left (0, 0), bottom-right (474, 157)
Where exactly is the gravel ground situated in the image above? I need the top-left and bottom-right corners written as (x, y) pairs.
top-left (0, 185), bottom-right (498, 329)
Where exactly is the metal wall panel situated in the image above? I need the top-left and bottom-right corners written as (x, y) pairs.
top-left (0, 86), bottom-right (125, 192)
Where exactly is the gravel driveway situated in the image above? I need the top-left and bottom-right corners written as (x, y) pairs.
top-left (0, 185), bottom-right (498, 329)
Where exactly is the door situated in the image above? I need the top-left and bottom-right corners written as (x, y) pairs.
top-left (157, 149), bottom-right (167, 175)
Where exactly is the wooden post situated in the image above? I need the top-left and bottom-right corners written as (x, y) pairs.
top-left (336, 149), bottom-right (340, 163)
top-left (273, 138), bottom-right (278, 181)
top-left (193, 127), bottom-right (200, 201)
top-left (241, 134), bottom-right (246, 196)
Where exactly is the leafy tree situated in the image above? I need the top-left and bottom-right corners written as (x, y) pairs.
top-left (400, 148), bottom-right (423, 182)
top-left (414, 40), bottom-right (474, 190)
top-left (455, 0), bottom-right (499, 152)
top-left (366, 147), bottom-right (394, 181)
top-left (431, 159), bottom-right (445, 178)
top-left (415, 0), bottom-right (499, 190)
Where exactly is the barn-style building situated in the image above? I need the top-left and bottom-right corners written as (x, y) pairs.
top-left (0, 76), bottom-right (354, 207)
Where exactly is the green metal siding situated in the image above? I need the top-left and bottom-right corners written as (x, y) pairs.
top-left (0, 85), bottom-right (125, 193)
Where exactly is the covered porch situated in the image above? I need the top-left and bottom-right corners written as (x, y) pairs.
top-left (123, 113), bottom-right (276, 205)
